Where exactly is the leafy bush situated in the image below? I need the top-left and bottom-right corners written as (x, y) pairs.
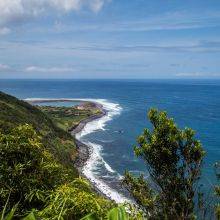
top-left (0, 124), bottom-right (67, 214)
top-left (0, 91), bottom-right (78, 176)
top-left (0, 124), bottom-right (114, 219)
top-left (38, 178), bottom-right (114, 220)
top-left (0, 93), bottom-right (115, 219)
top-left (81, 206), bottom-right (128, 220)
top-left (123, 109), bottom-right (205, 219)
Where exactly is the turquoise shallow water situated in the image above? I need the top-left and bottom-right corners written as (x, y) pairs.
top-left (1, 79), bottom-right (220, 200)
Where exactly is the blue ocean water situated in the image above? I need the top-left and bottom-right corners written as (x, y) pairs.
top-left (0, 79), bottom-right (220, 200)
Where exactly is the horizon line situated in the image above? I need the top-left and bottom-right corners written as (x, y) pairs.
top-left (1, 78), bottom-right (220, 80)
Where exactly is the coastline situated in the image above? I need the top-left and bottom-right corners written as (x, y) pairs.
top-left (26, 98), bottom-right (106, 173)
top-left (70, 102), bottom-right (110, 198)
top-left (71, 102), bottom-right (107, 135)
top-left (26, 98), bottom-right (114, 199)
top-left (70, 101), bottom-right (130, 203)
top-left (25, 98), bottom-right (129, 203)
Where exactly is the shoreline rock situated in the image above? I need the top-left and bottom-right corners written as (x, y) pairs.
top-left (70, 102), bottom-right (112, 199)
top-left (27, 98), bottom-right (115, 200)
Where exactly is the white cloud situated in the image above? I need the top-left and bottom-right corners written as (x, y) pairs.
top-left (0, 64), bottom-right (75, 73)
top-left (87, 0), bottom-right (106, 12)
top-left (0, 63), bottom-right (10, 71)
top-left (36, 10), bottom-right (220, 35)
top-left (25, 66), bottom-right (75, 72)
top-left (175, 72), bottom-right (220, 78)
top-left (175, 72), bottom-right (203, 77)
top-left (0, 27), bottom-right (11, 35)
top-left (0, 0), bottom-right (109, 28)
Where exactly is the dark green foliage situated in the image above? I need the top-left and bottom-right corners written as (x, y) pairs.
top-left (107, 206), bottom-right (128, 220)
top-left (0, 92), bottom-right (114, 219)
top-left (37, 178), bottom-right (114, 220)
top-left (80, 206), bottom-right (129, 220)
top-left (0, 92), bottom-right (64, 136)
top-left (0, 124), bottom-right (69, 214)
top-left (0, 124), bottom-right (114, 218)
top-left (123, 172), bottom-right (156, 215)
top-left (123, 109), bottom-right (205, 219)
top-left (0, 194), bottom-right (18, 220)
top-left (0, 91), bottom-right (77, 172)
top-left (2, 204), bottom-right (130, 220)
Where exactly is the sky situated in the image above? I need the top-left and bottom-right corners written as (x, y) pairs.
top-left (0, 0), bottom-right (220, 79)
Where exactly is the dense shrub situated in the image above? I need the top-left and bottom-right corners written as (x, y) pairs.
top-left (38, 178), bottom-right (114, 220)
top-left (0, 92), bottom-right (78, 175)
top-left (0, 124), bottom-right (67, 213)
top-left (0, 124), bottom-right (114, 218)
top-left (0, 92), bottom-right (115, 219)
top-left (123, 109), bottom-right (205, 219)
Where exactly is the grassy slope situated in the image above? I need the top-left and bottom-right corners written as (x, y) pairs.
top-left (0, 92), bottom-right (102, 177)
top-left (0, 91), bottom-right (114, 218)
top-left (0, 91), bottom-right (78, 176)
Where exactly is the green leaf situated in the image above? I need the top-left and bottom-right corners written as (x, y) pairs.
top-left (22, 212), bottom-right (36, 220)
top-left (3, 204), bottom-right (18, 220)
top-left (80, 213), bottom-right (97, 220)
top-left (107, 206), bottom-right (128, 220)
top-left (0, 193), bottom-right (18, 220)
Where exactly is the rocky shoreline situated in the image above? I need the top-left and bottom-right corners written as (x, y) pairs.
top-left (26, 98), bottom-right (117, 201)
top-left (70, 102), bottom-right (106, 136)
top-left (70, 102), bottom-right (112, 199)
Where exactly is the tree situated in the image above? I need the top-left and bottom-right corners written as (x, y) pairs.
top-left (123, 109), bottom-right (205, 219)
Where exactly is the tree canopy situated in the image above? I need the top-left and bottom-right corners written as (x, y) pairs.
top-left (0, 124), bottom-right (114, 219)
top-left (123, 109), bottom-right (205, 219)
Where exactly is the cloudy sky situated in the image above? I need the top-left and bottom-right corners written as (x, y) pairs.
top-left (0, 0), bottom-right (220, 79)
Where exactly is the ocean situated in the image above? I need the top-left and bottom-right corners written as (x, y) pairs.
top-left (0, 79), bottom-right (220, 202)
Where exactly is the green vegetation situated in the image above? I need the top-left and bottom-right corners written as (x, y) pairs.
top-left (123, 109), bottom-right (205, 219)
top-left (2, 205), bottom-right (132, 220)
top-left (0, 92), bottom-right (78, 173)
top-left (0, 92), bottom-right (114, 219)
top-left (0, 124), bottom-right (66, 214)
top-left (81, 206), bottom-right (128, 220)
top-left (1, 91), bottom-right (219, 219)
top-left (38, 102), bottom-right (102, 132)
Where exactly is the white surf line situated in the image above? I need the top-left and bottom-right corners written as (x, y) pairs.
top-left (25, 98), bottom-right (131, 204)
top-left (74, 99), bottom-right (131, 203)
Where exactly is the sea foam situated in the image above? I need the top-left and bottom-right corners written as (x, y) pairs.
top-left (74, 99), bottom-right (130, 203)
top-left (25, 98), bottom-right (130, 203)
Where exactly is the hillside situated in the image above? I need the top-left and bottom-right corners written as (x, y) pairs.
top-left (0, 91), bottom-right (114, 219)
top-left (0, 92), bottom-right (92, 175)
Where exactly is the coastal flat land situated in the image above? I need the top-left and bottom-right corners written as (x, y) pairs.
top-left (38, 101), bottom-right (103, 132)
